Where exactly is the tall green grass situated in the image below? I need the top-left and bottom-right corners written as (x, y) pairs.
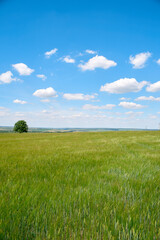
top-left (0, 131), bottom-right (160, 239)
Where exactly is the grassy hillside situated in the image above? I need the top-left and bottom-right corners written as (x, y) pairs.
top-left (0, 132), bottom-right (160, 239)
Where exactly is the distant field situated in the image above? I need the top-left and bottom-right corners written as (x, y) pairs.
top-left (0, 132), bottom-right (160, 239)
top-left (0, 126), bottom-right (156, 133)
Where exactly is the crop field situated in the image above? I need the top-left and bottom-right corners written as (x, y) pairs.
top-left (0, 131), bottom-right (160, 239)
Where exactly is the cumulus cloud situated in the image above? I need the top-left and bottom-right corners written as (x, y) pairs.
top-left (119, 101), bottom-right (145, 109)
top-left (146, 81), bottom-right (160, 92)
top-left (12, 63), bottom-right (34, 76)
top-left (135, 96), bottom-right (160, 101)
top-left (83, 104), bottom-right (115, 110)
top-left (33, 87), bottom-right (57, 98)
top-left (0, 71), bottom-right (16, 84)
top-left (37, 74), bottom-right (47, 81)
top-left (100, 78), bottom-right (147, 94)
top-left (78, 55), bottom-right (117, 71)
top-left (85, 49), bottom-right (97, 54)
top-left (63, 56), bottom-right (75, 63)
top-left (129, 52), bottom-right (151, 69)
top-left (45, 48), bottom-right (58, 58)
top-left (63, 93), bottom-right (97, 100)
top-left (157, 59), bottom-right (160, 65)
top-left (13, 99), bottom-right (27, 104)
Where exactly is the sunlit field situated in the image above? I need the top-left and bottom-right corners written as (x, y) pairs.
top-left (0, 131), bottom-right (160, 239)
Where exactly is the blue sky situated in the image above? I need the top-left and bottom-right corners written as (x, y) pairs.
top-left (1, 0), bottom-right (160, 128)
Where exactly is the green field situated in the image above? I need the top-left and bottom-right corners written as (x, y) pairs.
top-left (0, 132), bottom-right (160, 239)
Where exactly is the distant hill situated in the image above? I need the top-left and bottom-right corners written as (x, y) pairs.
top-left (0, 126), bottom-right (158, 133)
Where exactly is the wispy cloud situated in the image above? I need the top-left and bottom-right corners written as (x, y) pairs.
top-left (85, 49), bottom-right (97, 54)
top-left (125, 111), bottom-right (144, 116)
top-left (135, 96), bottom-right (160, 101)
top-left (63, 93), bottom-right (97, 100)
top-left (83, 104), bottom-right (115, 110)
top-left (119, 97), bottom-right (131, 101)
top-left (40, 99), bottom-right (51, 103)
top-left (0, 106), bottom-right (9, 117)
top-left (45, 48), bottom-right (58, 58)
top-left (157, 59), bottom-right (160, 65)
top-left (37, 74), bottom-right (47, 81)
top-left (13, 99), bottom-right (27, 104)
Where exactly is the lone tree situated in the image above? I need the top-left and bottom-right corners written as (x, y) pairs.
top-left (13, 120), bottom-right (28, 133)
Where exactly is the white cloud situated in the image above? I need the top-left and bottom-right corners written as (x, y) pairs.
top-left (15, 112), bottom-right (25, 117)
top-left (0, 107), bottom-right (9, 117)
top-left (13, 99), bottom-right (27, 104)
top-left (0, 71), bottom-right (16, 84)
top-left (1, 108), bottom-right (158, 129)
top-left (119, 97), bottom-right (131, 101)
top-left (12, 63), bottom-right (34, 76)
top-left (78, 55), bottom-right (117, 71)
top-left (146, 81), bottom-right (160, 92)
top-left (45, 48), bottom-right (58, 58)
top-left (149, 115), bottom-right (157, 119)
top-left (125, 111), bottom-right (144, 116)
top-left (0, 106), bottom-right (8, 111)
top-left (119, 101), bottom-right (145, 109)
top-left (78, 52), bottom-right (83, 57)
top-left (0, 111), bottom-right (9, 117)
top-left (135, 96), bottom-right (160, 101)
top-left (100, 78), bottom-right (147, 94)
top-left (37, 74), bottom-right (47, 81)
top-left (129, 52), bottom-right (151, 69)
top-left (33, 87), bottom-right (57, 98)
top-left (85, 49), bottom-right (97, 54)
top-left (63, 93), bottom-right (97, 100)
top-left (157, 59), bottom-right (160, 65)
top-left (83, 104), bottom-right (115, 110)
top-left (63, 56), bottom-right (75, 63)
top-left (42, 110), bottom-right (50, 114)
top-left (40, 99), bottom-right (51, 103)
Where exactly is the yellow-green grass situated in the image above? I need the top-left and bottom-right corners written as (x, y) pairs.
top-left (0, 131), bottom-right (160, 239)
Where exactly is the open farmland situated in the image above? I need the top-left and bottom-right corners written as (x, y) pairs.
top-left (0, 131), bottom-right (160, 239)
